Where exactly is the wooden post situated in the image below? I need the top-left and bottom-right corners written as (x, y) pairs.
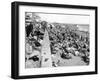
top-left (41, 29), bottom-right (52, 67)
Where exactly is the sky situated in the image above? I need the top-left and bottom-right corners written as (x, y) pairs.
top-left (36, 12), bottom-right (90, 25)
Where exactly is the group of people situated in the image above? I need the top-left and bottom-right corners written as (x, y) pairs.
top-left (48, 24), bottom-right (89, 65)
top-left (25, 20), bottom-right (90, 68)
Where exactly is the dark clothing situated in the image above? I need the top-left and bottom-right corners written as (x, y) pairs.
top-left (26, 24), bottom-right (33, 37)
